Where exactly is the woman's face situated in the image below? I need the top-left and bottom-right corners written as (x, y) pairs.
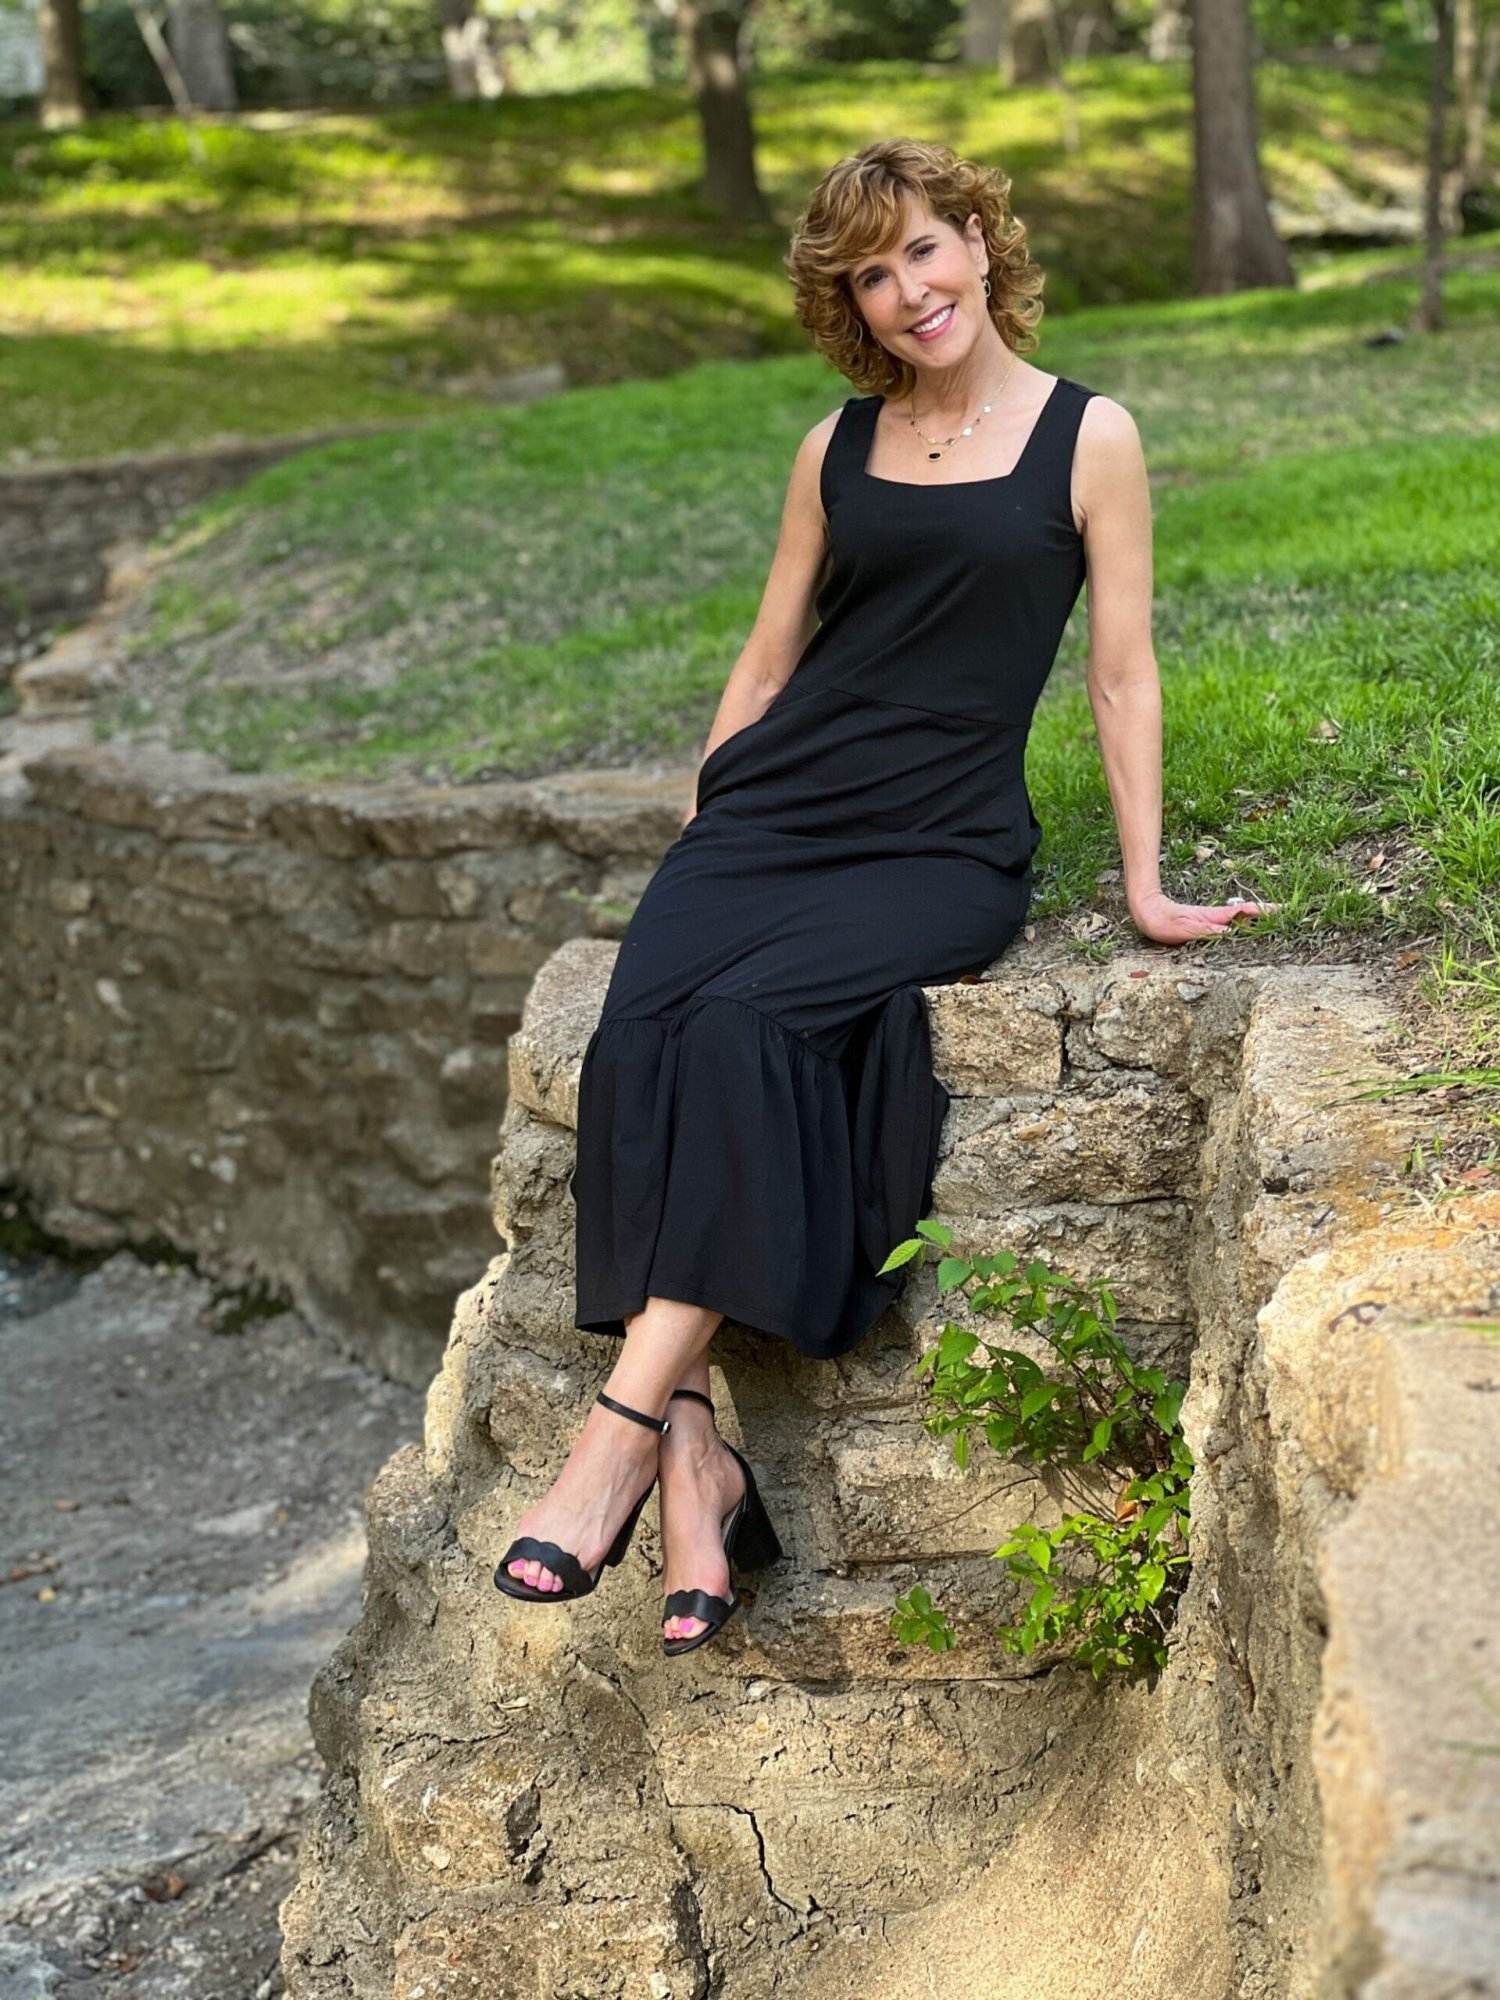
top-left (848, 197), bottom-right (989, 369)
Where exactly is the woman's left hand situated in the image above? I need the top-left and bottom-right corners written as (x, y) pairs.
top-left (1128, 889), bottom-right (1279, 944)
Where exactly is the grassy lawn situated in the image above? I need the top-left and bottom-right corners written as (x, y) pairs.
top-left (89, 249), bottom-right (1500, 1026)
top-left (1, 51), bottom-right (1472, 463)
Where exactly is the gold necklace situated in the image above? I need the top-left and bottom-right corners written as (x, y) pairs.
top-left (907, 353), bottom-right (1019, 461)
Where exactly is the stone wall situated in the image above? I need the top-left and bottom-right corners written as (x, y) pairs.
top-left (1, 436), bottom-right (361, 675)
top-left (277, 939), bottom-right (1500, 1997)
top-left (2, 371), bottom-right (563, 678)
top-left (0, 745), bottom-right (688, 1382)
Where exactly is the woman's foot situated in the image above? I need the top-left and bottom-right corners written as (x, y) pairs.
top-left (503, 1396), bottom-right (662, 1594)
top-left (658, 1395), bottom-right (746, 1642)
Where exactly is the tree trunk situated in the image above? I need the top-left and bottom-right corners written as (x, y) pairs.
top-left (1417, 0), bottom-right (1453, 332)
top-left (168, 0), bottom-right (237, 111)
top-left (436, 0), bottom-right (505, 99)
top-left (680, 2), bottom-right (770, 224)
top-left (961, 0), bottom-right (1009, 68)
top-left (1148, 0), bottom-right (1191, 62)
top-left (1453, 0), bottom-right (1498, 194)
top-left (1189, 0), bottom-right (1295, 293)
top-left (39, 0), bottom-right (88, 128)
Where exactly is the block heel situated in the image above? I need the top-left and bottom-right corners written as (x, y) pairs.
top-left (661, 1388), bottom-right (784, 1657)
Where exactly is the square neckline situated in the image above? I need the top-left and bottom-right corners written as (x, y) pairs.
top-left (859, 375), bottom-right (1064, 491)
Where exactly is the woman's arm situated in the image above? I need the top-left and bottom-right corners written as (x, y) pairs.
top-left (1074, 398), bottom-right (1276, 941)
top-left (680, 410), bottom-right (839, 827)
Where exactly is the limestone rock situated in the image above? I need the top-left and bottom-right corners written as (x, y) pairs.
top-left (280, 947), bottom-right (1500, 1998)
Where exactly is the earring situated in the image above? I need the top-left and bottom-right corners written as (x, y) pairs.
top-left (981, 273), bottom-right (992, 297)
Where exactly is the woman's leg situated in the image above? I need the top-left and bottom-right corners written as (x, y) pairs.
top-left (659, 1354), bottom-right (749, 1642)
top-left (503, 1294), bottom-right (723, 1593)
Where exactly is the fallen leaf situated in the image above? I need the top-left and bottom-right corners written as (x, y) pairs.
top-left (6, 1558), bottom-right (58, 1586)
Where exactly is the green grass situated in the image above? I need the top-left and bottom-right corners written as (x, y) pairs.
top-left (2, 50), bottom-right (1484, 462)
top-left (90, 251), bottom-right (1500, 1022)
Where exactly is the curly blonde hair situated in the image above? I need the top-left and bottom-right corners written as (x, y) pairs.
top-left (783, 138), bottom-right (1045, 398)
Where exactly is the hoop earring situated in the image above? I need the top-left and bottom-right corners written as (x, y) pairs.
top-left (981, 274), bottom-right (992, 298)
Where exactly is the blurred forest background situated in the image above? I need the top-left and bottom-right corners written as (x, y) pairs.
top-left (3, 0), bottom-right (1496, 1002)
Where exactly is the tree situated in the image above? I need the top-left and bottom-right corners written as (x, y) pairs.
top-left (961, 0), bottom-right (1007, 66)
top-left (168, 0), bottom-right (236, 110)
top-left (1417, 0), bottom-right (1453, 330)
top-left (680, 1), bottom-right (771, 223)
top-left (437, 0), bottom-right (506, 98)
top-left (39, 0), bottom-right (87, 126)
top-left (1189, 0), bottom-right (1295, 293)
top-left (1453, 0), bottom-right (1500, 206)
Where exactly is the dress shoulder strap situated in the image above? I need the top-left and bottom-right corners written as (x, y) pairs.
top-left (1030, 375), bottom-right (1097, 476)
top-left (819, 394), bottom-right (880, 515)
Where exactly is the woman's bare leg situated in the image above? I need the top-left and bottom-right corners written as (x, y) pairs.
top-left (659, 1351), bottom-right (748, 1643)
top-left (503, 1295), bottom-right (723, 1594)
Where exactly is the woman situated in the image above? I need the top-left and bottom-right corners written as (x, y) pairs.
top-left (494, 138), bottom-right (1272, 1652)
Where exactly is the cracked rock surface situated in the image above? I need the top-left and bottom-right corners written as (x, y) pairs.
top-left (280, 939), bottom-right (1500, 1999)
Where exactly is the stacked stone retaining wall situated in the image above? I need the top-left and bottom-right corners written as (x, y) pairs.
top-left (0, 745), bottom-right (687, 1381)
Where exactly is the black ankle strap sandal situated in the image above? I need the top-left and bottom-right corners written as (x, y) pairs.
top-left (493, 1389), bottom-right (668, 1604)
top-left (599, 1389), bottom-right (672, 1434)
top-left (669, 1388), bottom-right (714, 1417)
top-left (661, 1388), bottom-right (783, 1657)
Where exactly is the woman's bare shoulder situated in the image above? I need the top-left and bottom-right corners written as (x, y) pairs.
top-left (797, 399), bottom-right (853, 463)
top-left (1076, 391), bottom-right (1141, 450)
top-left (1072, 392), bottom-right (1149, 534)
top-left (780, 400), bottom-right (855, 513)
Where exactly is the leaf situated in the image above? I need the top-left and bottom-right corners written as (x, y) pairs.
top-left (1153, 1384), bottom-right (1185, 1431)
top-left (915, 1218), bottom-right (954, 1246)
top-left (952, 1429), bottom-right (970, 1470)
top-left (937, 1325), bottom-right (979, 1369)
top-left (877, 1236), bottom-right (925, 1274)
top-left (1020, 1381), bottom-right (1055, 1421)
top-left (936, 1257), bottom-right (972, 1292)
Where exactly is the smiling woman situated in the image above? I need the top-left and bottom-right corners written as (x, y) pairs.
top-left (490, 135), bottom-right (1275, 1660)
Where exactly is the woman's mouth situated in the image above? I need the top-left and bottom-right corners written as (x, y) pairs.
top-left (909, 303), bottom-right (955, 341)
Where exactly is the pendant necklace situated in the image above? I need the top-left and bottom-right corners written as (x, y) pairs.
top-left (908, 353), bottom-right (1019, 461)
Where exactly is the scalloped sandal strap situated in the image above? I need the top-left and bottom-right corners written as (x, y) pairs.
top-left (501, 1536), bottom-right (596, 1597)
top-left (663, 1586), bottom-right (735, 1627)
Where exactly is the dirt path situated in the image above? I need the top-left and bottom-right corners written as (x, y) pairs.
top-left (0, 1246), bottom-right (422, 1999)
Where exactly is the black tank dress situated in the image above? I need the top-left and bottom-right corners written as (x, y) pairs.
top-left (569, 373), bottom-right (1097, 1360)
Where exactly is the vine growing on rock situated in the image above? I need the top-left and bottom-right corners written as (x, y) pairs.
top-left (879, 1220), bottom-right (1194, 1685)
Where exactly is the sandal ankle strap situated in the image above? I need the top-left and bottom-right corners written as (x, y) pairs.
top-left (669, 1388), bottom-right (716, 1418)
top-left (597, 1388), bottom-right (671, 1434)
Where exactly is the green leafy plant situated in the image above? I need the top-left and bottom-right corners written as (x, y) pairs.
top-left (881, 1219), bottom-right (1194, 1685)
